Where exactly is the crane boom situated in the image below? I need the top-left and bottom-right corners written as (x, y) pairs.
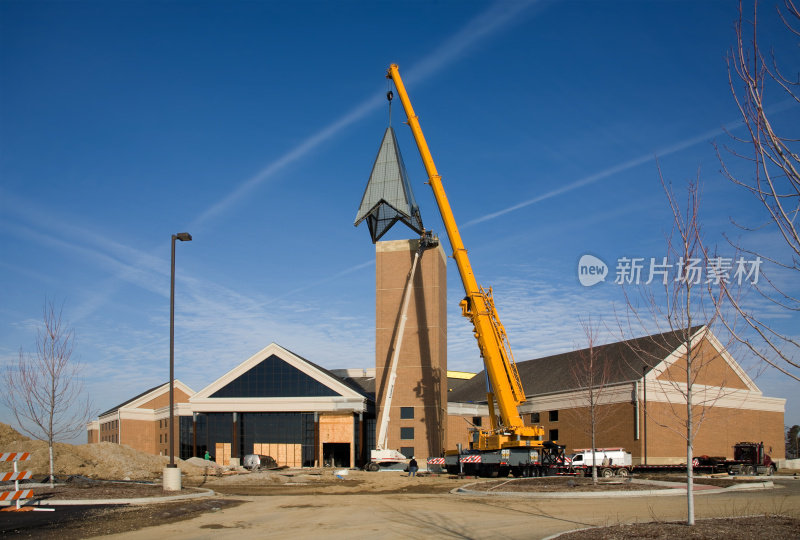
top-left (386, 64), bottom-right (543, 449)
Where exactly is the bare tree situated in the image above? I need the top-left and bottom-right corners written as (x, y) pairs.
top-left (2, 301), bottom-right (92, 487)
top-left (715, 0), bottom-right (800, 381)
top-left (619, 175), bottom-right (736, 525)
top-left (568, 317), bottom-right (615, 484)
top-left (787, 424), bottom-right (800, 459)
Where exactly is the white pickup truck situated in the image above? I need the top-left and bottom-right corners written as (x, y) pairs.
top-left (569, 448), bottom-right (632, 477)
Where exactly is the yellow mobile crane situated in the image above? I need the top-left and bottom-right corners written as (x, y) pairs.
top-left (387, 64), bottom-right (565, 477)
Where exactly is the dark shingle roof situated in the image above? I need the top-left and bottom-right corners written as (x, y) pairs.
top-left (448, 326), bottom-right (704, 403)
top-left (341, 376), bottom-right (375, 400)
top-left (447, 376), bottom-right (474, 395)
top-left (99, 382), bottom-right (167, 417)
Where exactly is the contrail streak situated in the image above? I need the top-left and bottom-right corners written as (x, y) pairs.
top-left (191, 0), bottom-right (542, 229)
top-left (463, 99), bottom-right (798, 228)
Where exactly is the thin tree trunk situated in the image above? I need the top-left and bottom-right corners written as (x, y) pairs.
top-left (591, 389), bottom-right (598, 484)
top-left (686, 310), bottom-right (695, 525)
top-left (48, 441), bottom-right (54, 488)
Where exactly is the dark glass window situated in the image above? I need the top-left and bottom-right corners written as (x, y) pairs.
top-left (353, 415), bottom-right (360, 467)
top-left (400, 427), bottom-right (414, 440)
top-left (400, 447), bottom-right (414, 459)
top-left (181, 412), bottom-right (317, 464)
top-left (365, 418), bottom-right (376, 457)
top-left (180, 414), bottom-right (201, 459)
top-left (531, 412), bottom-right (540, 423)
top-left (400, 407), bottom-right (414, 419)
top-left (210, 354), bottom-right (339, 398)
top-left (549, 429), bottom-right (559, 441)
top-left (472, 416), bottom-right (482, 427)
top-left (549, 410), bottom-right (559, 422)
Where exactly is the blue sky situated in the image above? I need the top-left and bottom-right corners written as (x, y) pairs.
top-left (1, 0), bottom-right (798, 442)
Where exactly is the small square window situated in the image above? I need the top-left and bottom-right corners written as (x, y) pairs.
top-left (549, 429), bottom-right (559, 441)
top-left (472, 416), bottom-right (482, 427)
top-left (400, 447), bottom-right (414, 459)
top-left (530, 412), bottom-right (540, 423)
top-left (400, 427), bottom-right (414, 440)
top-left (400, 407), bottom-right (414, 419)
top-left (549, 410), bottom-right (559, 422)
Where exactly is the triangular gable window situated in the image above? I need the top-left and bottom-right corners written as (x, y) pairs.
top-left (210, 354), bottom-right (340, 398)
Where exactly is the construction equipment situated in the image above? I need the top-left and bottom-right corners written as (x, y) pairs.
top-left (355, 102), bottom-right (439, 471)
top-left (386, 64), bottom-right (562, 477)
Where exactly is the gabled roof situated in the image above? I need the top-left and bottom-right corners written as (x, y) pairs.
top-left (99, 380), bottom-right (195, 417)
top-left (191, 342), bottom-right (369, 402)
top-left (448, 326), bottom-right (708, 403)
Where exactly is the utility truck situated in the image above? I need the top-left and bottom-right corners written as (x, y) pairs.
top-left (570, 448), bottom-right (632, 477)
top-left (385, 64), bottom-right (566, 478)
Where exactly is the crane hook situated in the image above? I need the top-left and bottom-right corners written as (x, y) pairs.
top-left (387, 90), bottom-right (394, 102)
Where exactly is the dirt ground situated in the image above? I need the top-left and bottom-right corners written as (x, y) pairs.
top-left (1, 498), bottom-right (246, 539)
top-left (3, 471), bottom-right (799, 539)
top-left (24, 481), bottom-right (204, 500)
top-left (2, 423), bottom-right (800, 539)
top-left (474, 476), bottom-right (669, 492)
top-left (0, 423), bottom-right (207, 481)
top-left (557, 516), bottom-right (800, 539)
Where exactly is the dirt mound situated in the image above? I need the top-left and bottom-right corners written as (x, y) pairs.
top-left (0, 422), bottom-right (205, 480)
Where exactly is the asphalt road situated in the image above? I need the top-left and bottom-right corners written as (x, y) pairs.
top-left (1, 504), bottom-right (116, 537)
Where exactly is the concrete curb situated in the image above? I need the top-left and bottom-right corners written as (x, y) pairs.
top-left (451, 478), bottom-right (775, 498)
top-left (4, 486), bottom-right (217, 507)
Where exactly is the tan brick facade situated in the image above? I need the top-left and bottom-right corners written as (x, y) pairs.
top-left (376, 239), bottom-right (447, 462)
top-left (446, 333), bottom-right (785, 465)
top-left (92, 383), bottom-right (192, 456)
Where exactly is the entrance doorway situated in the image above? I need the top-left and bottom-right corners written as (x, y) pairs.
top-left (322, 443), bottom-right (350, 467)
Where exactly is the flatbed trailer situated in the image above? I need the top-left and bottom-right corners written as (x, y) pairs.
top-left (559, 458), bottom-right (775, 478)
top-left (564, 463), bottom-right (726, 478)
top-left (544, 442), bottom-right (778, 478)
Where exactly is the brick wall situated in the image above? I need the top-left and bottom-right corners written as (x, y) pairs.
top-left (140, 388), bottom-right (191, 410)
top-left (376, 239), bottom-right (447, 462)
top-left (447, 400), bottom-right (784, 464)
top-left (657, 337), bottom-right (749, 390)
top-left (122, 418), bottom-right (158, 455)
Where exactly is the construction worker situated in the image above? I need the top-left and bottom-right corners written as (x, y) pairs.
top-left (409, 456), bottom-right (418, 477)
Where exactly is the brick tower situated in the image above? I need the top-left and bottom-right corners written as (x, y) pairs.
top-left (375, 238), bottom-right (447, 463)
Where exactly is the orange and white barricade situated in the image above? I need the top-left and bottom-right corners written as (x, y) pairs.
top-left (0, 451), bottom-right (44, 512)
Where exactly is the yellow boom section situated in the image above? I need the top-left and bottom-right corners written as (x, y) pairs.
top-left (387, 64), bottom-right (536, 437)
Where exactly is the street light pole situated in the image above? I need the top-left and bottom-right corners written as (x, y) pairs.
top-left (169, 232), bottom-right (192, 469)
